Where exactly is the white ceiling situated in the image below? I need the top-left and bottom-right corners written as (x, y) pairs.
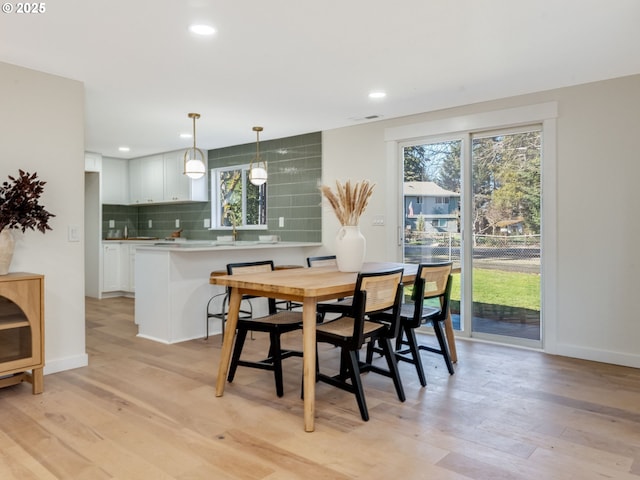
top-left (2, 0), bottom-right (639, 159)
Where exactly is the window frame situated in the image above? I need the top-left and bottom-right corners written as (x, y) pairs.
top-left (210, 164), bottom-right (268, 230)
top-left (386, 101), bottom-right (557, 353)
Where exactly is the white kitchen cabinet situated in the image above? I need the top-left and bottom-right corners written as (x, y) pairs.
top-left (127, 244), bottom-right (136, 292)
top-left (128, 151), bottom-right (207, 205)
top-left (102, 243), bottom-right (121, 292)
top-left (129, 155), bottom-right (164, 204)
top-left (101, 157), bottom-right (129, 204)
top-left (102, 243), bottom-right (136, 294)
top-left (163, 151), bottom-right (208, 202)
top-left (85, 152), bottom-right (102, 172)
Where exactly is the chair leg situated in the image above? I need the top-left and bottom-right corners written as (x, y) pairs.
top-left (270, 330), bottom-right (285, 397)
top-left (346, 349), bottom-right (369, 421)
top-left (395, 330), bottom-right (404, 351)
top-left (365, 341), bottom-right (375, 365)
top-left (220, 293), bottom-right (229, 344)
top-left (379, 337), bottom-right (406, 402)
top-left (431, 320), bottom-right (455, 375)
top-left (404, 326), bottom-right (427, 387)
top-left (227, 328), bottom-right (247, 383)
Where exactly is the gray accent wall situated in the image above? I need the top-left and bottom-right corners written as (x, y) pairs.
top-left (102, 132), bottom-right (322, 242)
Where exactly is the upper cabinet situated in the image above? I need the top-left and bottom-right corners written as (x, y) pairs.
top-left (127, 151), bottom-right (207, 205)
top-left (85, 152), bottom-right (102, 172)
top-left (101, 157), bottom-right (130, 204)
top-left (163, 151), bottom-right (208, 203)
top-left (129, 155), bottom-right (164, 204)
top-left (101, 151), bottom-right (208, 206)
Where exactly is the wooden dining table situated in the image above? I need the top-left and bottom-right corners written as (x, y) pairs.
top-left (210, 261), bottom-right (457, 432)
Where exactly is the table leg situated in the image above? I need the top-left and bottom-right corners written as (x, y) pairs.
top-left (215, 288), bottom-right (242, 396)
top-left (444, 309), bottom-right (458, 363)
top-left (302, 297), bottom-right (317, 432)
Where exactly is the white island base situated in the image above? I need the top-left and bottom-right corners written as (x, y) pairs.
top-left (134, 242), bottom-right (321, 344)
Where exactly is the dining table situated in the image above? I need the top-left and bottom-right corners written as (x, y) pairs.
top-left (210, 261), bottom-right (458, 432)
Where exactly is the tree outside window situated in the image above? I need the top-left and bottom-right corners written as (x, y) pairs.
top-left (212, 164), bottom-right (267, 229)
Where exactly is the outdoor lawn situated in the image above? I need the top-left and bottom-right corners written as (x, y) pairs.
top-left (450, 268), bottom-right (540, 311)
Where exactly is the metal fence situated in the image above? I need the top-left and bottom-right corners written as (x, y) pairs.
top-left (404, 232), bottom-right (540, 272)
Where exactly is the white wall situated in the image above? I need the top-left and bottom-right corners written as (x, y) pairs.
top-left (323, 74), bottom-right (640, 368)
top-left (2, 59), bottom-right (637, 372)
top-left (0, 61), bottom-right (88, 374)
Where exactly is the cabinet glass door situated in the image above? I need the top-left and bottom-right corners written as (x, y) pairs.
top-left (0, 296), bottom-right (32, 364)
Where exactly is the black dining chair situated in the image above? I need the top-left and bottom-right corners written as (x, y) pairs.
top-left (226, 260), bottom-right (304, 397)
top-left (314, 268), bottom-right (405, 421)
top-left (306, 255), bottom-right (353, 321)
top-left (391, 262), bottom-right (455, 387)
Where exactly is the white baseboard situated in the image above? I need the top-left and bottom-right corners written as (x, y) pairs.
top-left (555, 343), bottom-right (640, 369)
top-left (43, 353), bottom-right (89, 375)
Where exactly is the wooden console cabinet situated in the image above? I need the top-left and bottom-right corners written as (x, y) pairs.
top-left (0, 272), bottom-right (44, 394)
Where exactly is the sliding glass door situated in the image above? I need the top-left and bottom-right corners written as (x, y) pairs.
top-left (402, 139), bottom-right (463, 331)
top-left (401, 126), bottom-right (542, 347)
top-left (470, 128), bottom-right (541, 344)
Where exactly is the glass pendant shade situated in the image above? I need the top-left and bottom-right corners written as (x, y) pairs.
top-left (184, 148), bottom-right (206, 179)
top-left (183, 112), bottom-right (206, 179)
top-left (249, 166), bottom-right (267, 186)
top-left (249, 126), bottom-right (267, 186)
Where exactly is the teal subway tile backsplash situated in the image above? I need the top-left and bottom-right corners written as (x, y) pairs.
top-left (102, 132), bottom-right (322, 243)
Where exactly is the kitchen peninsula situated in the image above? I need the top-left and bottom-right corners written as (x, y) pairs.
top-left (134, 241), bottom-right (322, 343)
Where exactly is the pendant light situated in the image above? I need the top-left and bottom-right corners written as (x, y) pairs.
top-left (183, 112), bottom-right (206, 179)
top-left (249, 126), bottom-right (267, 186)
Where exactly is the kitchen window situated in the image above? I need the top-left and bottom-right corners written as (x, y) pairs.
top-left (211, 164), bottom-right (267, 229)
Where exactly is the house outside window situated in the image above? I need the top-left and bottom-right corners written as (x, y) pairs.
top-left (404, 181), bottom-right (460, 233)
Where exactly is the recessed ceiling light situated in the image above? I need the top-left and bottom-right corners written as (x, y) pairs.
top-left (180, 133), bottom-right (192, 139)
top-left (118, 146), bottom-right (130, 152)
top-left (368, 91), bottom-right (386, 99)
top-left (189, 24), bottom-right (216, 36)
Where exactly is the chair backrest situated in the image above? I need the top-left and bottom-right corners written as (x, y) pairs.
top-left (227, 260), bottom-right (274, 275)
top-left (226, 260), bottom-right (276, 312)
top-left (409, 262), bottom-right (453, 328)
top-left (349, 268), bottom-right (404, 349)
top-left (306, 255), bottom-right (337, 267)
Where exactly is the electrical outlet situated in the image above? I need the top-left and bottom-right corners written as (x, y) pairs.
top-left (108, 219), bottom-right (115, 228)
top-left (148, 219), bottom-right (153, 228)
top-left (279, 217), bottom-right (284, 228)
top-left (204, 218), bottom-right (210, 228)
top-left (175, 219), bottom-right (180, 228)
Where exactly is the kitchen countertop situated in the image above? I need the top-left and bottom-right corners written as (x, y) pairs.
top-left (134, 240), bottom-right (321, 252)
top-left (103, 237), bottom-right (159, 242)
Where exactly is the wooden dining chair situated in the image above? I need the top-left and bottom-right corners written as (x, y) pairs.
top-left (306, 255), bottom-right (353, 321)
top-left (314, 268), bottom-right (405, 421)
top-left (226, 260), bottom-right (303, 397)
top-left (392, 262), bottom-right (454, 387)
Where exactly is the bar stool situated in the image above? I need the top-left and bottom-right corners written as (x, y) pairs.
top-left (205, 270), bottom-right (254, 342)
top-left (206, 265), bottom-right (304, 341)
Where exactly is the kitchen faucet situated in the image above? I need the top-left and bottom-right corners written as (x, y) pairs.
top-left (224, 206), bottom-right (238, 241)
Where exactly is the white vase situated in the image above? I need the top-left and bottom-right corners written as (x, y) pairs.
top-left (0, 229), bottom-right (15, 275)
top-left (335, 225), bottom-right (366, 272)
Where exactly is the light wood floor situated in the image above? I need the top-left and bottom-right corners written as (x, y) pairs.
top-left (1, 296), bottom-right (639, 479)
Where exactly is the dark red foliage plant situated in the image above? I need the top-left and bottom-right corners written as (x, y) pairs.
top-left (0, 170), bottom-right (55, 233)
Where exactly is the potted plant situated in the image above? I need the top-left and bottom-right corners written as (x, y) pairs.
top-left (320, 179), bottom-right (375, 272)
top-left (0, 170), bottom-right (55, 274)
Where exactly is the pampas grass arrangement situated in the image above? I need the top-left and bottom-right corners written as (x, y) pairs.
top-left (320, 179), bottom-right (375, 226)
